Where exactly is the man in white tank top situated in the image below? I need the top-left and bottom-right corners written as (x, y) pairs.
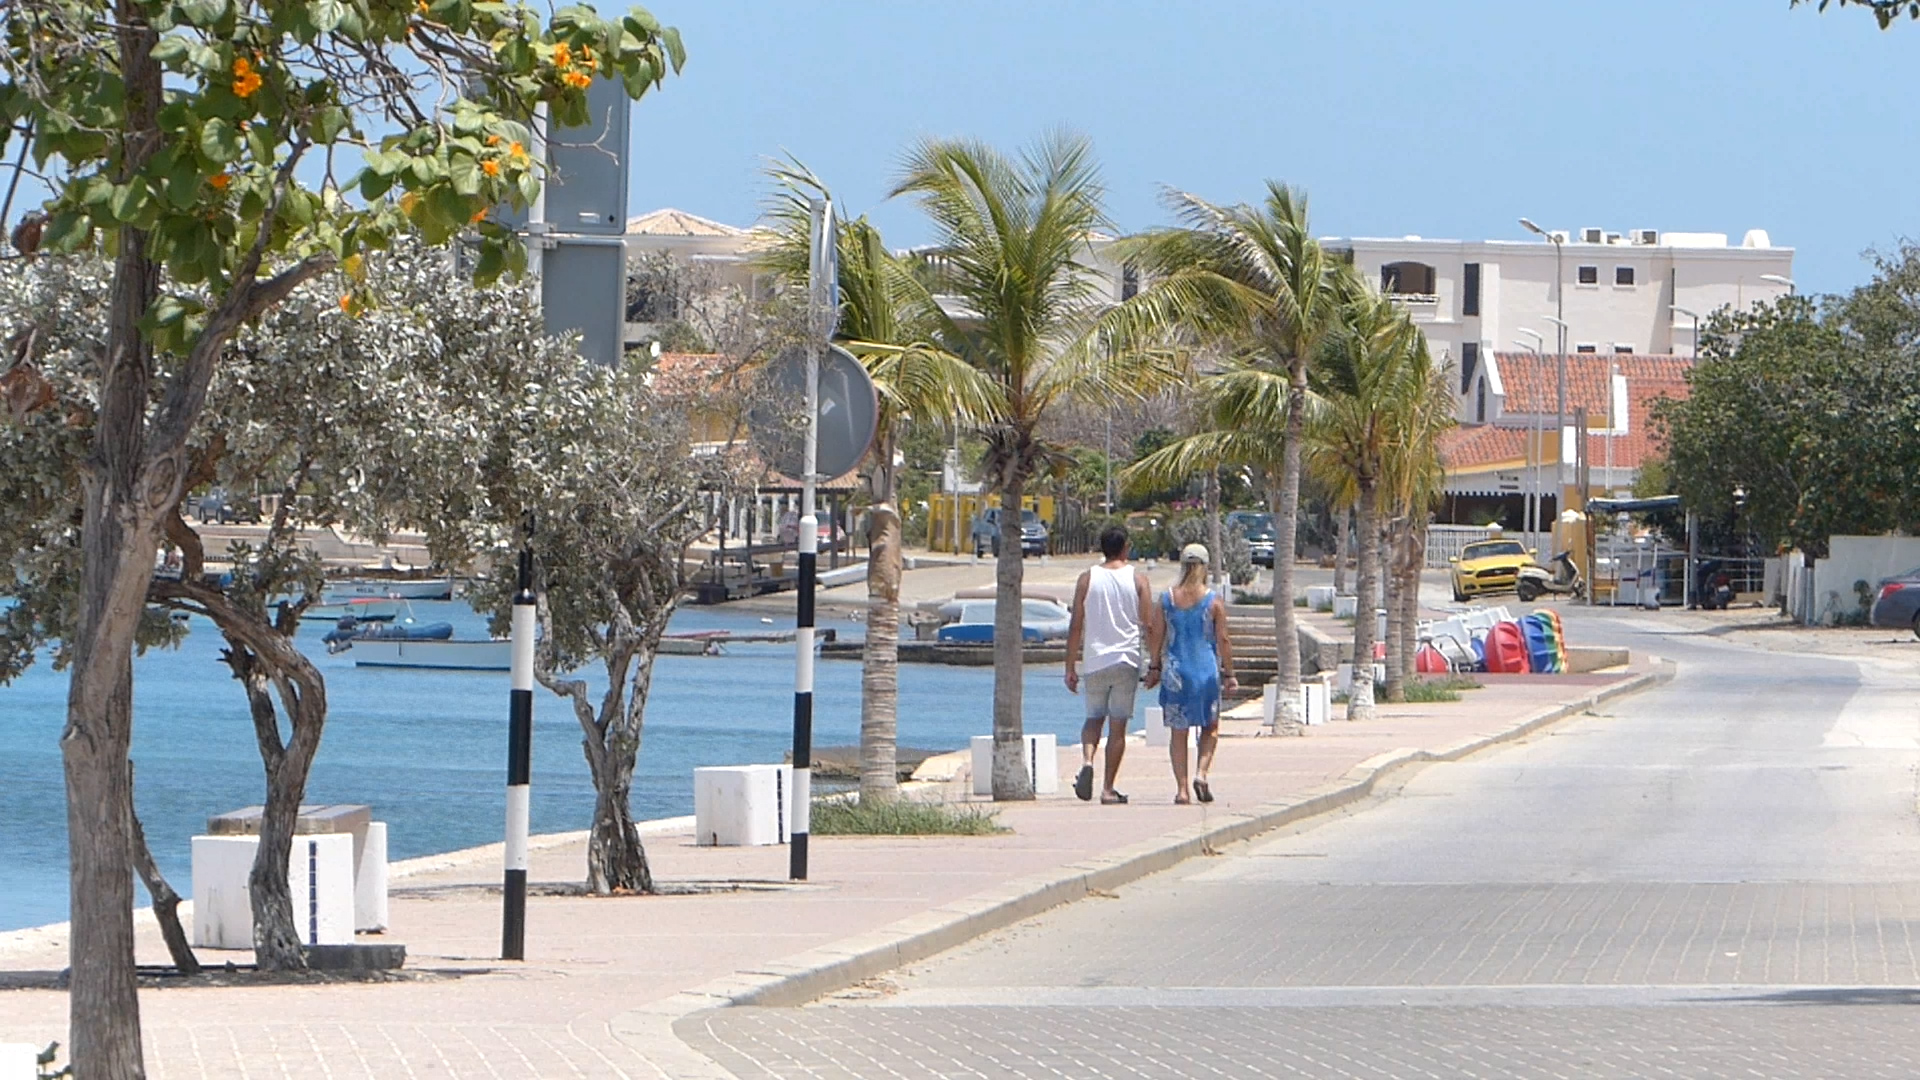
top-left (1065, 525), bottom-right (1154, 804)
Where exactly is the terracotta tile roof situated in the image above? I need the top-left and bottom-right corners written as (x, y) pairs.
top-left (646, 352), bottom-right (737, 396)
top-left (1490, 352), bottom-right (1693, 415)
top-left (1439, 424), bottom-right (1530, 471)
top-left (625, 208), bottom-right (745, 238)
top-left (1443, 376), bottom-right (1693, 474)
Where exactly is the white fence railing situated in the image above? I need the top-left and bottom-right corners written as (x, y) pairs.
top-left (1425, 524), bottom-right (1501, 568)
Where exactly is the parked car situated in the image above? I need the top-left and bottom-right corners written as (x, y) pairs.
top-left (970, 508), bottom-right (1049, 558)
top-left (777, 510), bottom-right (832, 548)
top-left (196, 486), bottom-right (260, 525)
top-left (1868, 566), bottom-right (1920, 638)
top-left (1225, 510), bottom-right (1276, 568)
top-left (1448, 537), bottom-right (1534, 602)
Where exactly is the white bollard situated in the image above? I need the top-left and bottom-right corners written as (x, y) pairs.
top-left (693, 765), bottom-right (794, 847)
top-left (1145, 705), bottom-right (1170, 747)
top-left (355, 821), bottom-right (389, 933)
top-left (1260, 683), bottom-right (1277, 727)
top-left (1306, 585), bottom-right (1336, 611)
top-left (1332, 594), bottom-right (1358, 618)
top-left (970, 734), bottom-right (1060, 796)
top-left (1300, 678), bottom-right (1331, 725)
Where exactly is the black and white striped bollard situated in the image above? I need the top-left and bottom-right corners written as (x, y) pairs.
top-left (502, 547), bottom-right (534, 959)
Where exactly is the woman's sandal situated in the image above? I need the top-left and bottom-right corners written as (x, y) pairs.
top-left (1174, 794), bottom-right (1192, 805)
top-left (1100, 792), bottom-right (1129, 805)
top-left (1194, 779), bottom-right (1213, 804)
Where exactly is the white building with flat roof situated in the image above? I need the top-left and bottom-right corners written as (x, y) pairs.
top-left (1322, 226), bottom-right (1793, 414)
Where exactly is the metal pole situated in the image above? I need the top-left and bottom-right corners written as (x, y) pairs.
top-left (791, 198), bottom-right (829, 881)
top-left (502, 547), bottom-right (534, 960)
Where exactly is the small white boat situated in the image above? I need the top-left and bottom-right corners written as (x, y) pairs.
top-left (299, 597), bottom-right (402, 623)
top-left (325, 578), bottom-right (454, 602)
top-left (349, 639), bottom-right (511, 670)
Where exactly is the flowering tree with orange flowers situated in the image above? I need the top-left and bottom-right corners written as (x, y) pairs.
top-left (0, 0), bottom-right (682, 1074)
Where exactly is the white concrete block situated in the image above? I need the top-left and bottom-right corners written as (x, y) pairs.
top-left (970, 733), bottom-right (1061, 796)
top-left (192, 833), bottom-right (355, 950)
top-left (1332, 595), bottom-right (1358, 618)
top-left (1306, 585), bottom-right (1336, 611)
top-left (0, 1043), bottom-right (38, 1080)
top-left (693, 764), bottom-right (794, 846)
top-left (1145, 705), bottom-right (1170, 747)
top-left (355, 821), bottom-right (389, 932)
top-left (1300, 678), bottom-right (1331, 726)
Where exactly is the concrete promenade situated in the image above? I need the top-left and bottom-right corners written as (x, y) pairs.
top-left (0, 645), bottom-right (1655, 1079)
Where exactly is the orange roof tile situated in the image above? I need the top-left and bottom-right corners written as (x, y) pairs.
top-left (1490, 352), bottom-right (1693, 415)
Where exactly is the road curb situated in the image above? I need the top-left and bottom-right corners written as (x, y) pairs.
top-left (623, 663), bottom-right (1671, 1067)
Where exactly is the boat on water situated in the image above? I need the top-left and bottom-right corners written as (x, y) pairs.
top-left (322, 615), bottom-right (454, 654)
top-left (346, 638), bottom-right (511, 671)
top-left (934, 598), bottom-right (1072, 644)
top-left (324, 578), bottom-right (455, 602)
top-left (298, 597), bottom-right (402, 623)
top-left (660, 631), bottom-right (727, 656)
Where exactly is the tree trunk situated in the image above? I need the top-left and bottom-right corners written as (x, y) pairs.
top-left (588, 640), bottom-right (661, 894)
top-left (990, 477), bottom-right (1033, 800)
top-left (66, 662), bottom-right (146, 1079)
top-left (128, 765), bottom-right (199, 975)
top-left (1346, 479), bottom-right (1379, 722)
top-left (1402, 521), bottom-right (1424, 677)
top-left (1269, 364), bottom-right (1307, 733)
top-left (242, 648), bottom-right (327, 972)
top-left (1333, 507), bottom-right (1349, 595)
top-left (860, 481), bottom-right (902, 803)
top-left (1206, 470), bottom-right (1224, 590)
top-left (1381, 517), bottom-right (1405, 703)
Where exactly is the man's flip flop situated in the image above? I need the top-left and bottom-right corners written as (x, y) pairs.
top-left (1194, 779), bottom-right (1213, 804)
top-left (1100, 792), bottom-right (1128, 805)
top-left (1074, 764), bottom-right (1094, 802)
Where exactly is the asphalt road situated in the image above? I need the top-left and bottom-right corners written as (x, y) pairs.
top-left (680, 606), bottom-right (1920, 1078)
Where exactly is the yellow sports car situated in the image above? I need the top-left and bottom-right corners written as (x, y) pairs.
top-left (1449, 538), bottom-right (1536, 602)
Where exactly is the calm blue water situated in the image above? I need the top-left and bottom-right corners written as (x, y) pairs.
top-left (0, 603), bottom-right (1084, 933)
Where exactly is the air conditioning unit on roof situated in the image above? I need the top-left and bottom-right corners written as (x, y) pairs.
top-left (1580, 227), bottom-right (1604, 244)
top-left (1604, 232), bottom-right (1623, 245)
top-left (1633, 228), bottom-right (1659, 245)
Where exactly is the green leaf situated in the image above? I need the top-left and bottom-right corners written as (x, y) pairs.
top-left (311, 106), bottom-right (349, 144)
top-left (448, 154), bottom-right (481, 197)
top-left (108, 182), bottom-right (148, 223)
top-left (151, 36), bottom-right (191, 66)
top-left (311, 0), bottom-right (347, 32)
top-left (186, 43), bottom-right (224, 73)
top-left (472, 241), bottom-right (504, 284)
top-left (164, 159), bottom-right (202, 208)
top-left (356, 168), bottom-right (391, 201)
top-left (43, 211), bottom-right (90, 252)
top-left (200, 118), bottom-right (242, 163)
top-left (658, 25), bottom-right (685, 70)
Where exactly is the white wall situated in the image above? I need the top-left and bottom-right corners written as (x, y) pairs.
top-left (1782, 536), bottom-right (1920, 625)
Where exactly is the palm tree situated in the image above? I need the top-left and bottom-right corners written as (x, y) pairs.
top-left (1375, 353), bottom-right (1452, 700)
top-left (1308, 288), bottom-right (1434, 720)
top-left (760, 160), bottom-right (999, 803)
top-left (1114, 183), bottom-right (1348, 730)
top-left (892, 133), bottom-right (1175, 799)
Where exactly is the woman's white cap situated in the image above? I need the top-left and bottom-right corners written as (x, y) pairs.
top-left (1180, 543), bottom-right (1210, 564)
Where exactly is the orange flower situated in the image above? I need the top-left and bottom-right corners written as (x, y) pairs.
top-left (551, 42), bottom-right (573, 68)
top-left (207, 173), bottom-right (231, 191)
top-left (481, 159), bottom-right (500, 177)
top-left (339, 295), bottom-right (352, 313)
top-left (485, 134), bottom-right (502, 147)
top-left (508, 140), bottom-right (528, 163)
top-left (562, 69), bottom-right (591, 89)
top-left (232, 56), bottom-right (262, 98)
top-left (470, 208), bottom-right (488, 224)
top-left (414, 0), bottom-right (427, 12)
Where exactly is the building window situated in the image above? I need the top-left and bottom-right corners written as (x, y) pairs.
top-left (1614, 344), bottom-right (1634, 354)
top-left (1460, 342), bottom-right (1479, 393)
top-left (1462, 262), bottom-right (1481, 316)
top-left (1381, 261), bottom-right (1437, 297)
top-left (1475, 379), bottom-right (1486, 423)
top-left (1615, 266), bottom-right (1635, 286)
top-left (1577, 265), bottom-right (1599, 285)
top-left (1576, 343), bottom-right (1598, 354)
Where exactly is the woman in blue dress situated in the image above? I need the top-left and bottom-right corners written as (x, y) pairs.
top-left (1146, 544), bottom-right (1238, 804)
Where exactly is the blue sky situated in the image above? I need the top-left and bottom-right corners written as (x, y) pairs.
top-left (628, 0), bottom-right (1919, 295)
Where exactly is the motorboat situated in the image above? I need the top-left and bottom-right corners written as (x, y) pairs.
top-left (322, 614), bottom-right (455, 654)
top-left (934, 598), bottom-right (1071, 644)
top-left (298, 597), bottom-right (402, 623)
top-left (346, 639), bottom-right (511, 670)
top-left (323, 578), bottom-right (455, 602)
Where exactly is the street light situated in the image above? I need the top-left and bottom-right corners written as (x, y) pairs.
top-left (1760, 273), bottom-right (1797, 295)
top-left (1673, 305), bottom-right (1700, 358)
top-left (1516, 330), bottom-right (1545, 541)
top-left (1541, 314), bottom-right (1570, 505)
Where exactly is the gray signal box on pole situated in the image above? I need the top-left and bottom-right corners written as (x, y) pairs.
top-left (543, 79), bottom-right (631, 238)
top-left (539, 236), bottom-right (628, 371)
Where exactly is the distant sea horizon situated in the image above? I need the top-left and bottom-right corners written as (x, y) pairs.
top-left (0, 601), bottom-right (1087, 934)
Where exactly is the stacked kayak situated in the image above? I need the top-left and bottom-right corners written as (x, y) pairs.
top-left (1521, 609), bottom-right (1568, 673)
